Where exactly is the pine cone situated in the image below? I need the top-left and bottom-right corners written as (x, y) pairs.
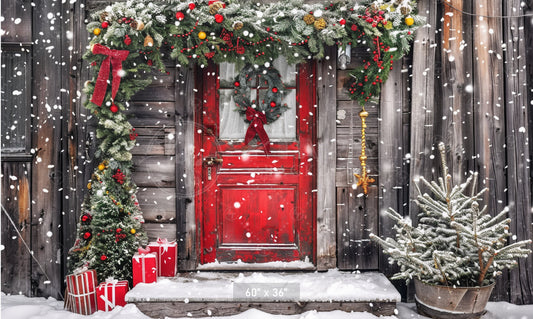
top-left (400, 6), bottom-right (411, 15)
top-left (99, 12), bottom-right (108, 22)
top-left (303, 14), bottom-right (315, 25)
top-left (209, 2), bottom-right (224, 14)
top-left (130, 20), bottom-right (138, 29)
top-left (370, 3), bottom-right (379, 11)
top-left (314, 18), bottom-right (326, 30)
top-left (233, 21), bottom-right (243, 30)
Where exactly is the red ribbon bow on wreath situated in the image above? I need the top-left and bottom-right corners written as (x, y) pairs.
top-left (90, 44), bottom-right (130, 106)
top-left (244, 107), bottom-right (270, 154)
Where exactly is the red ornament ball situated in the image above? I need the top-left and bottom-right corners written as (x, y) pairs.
top-left (100, 255), bottom-right (107, 261)
top-left (124, 35), bottom-right (131, 45)
top-left (234, 81), bottom-right (240, 87)
top-left (215, 14), bottom-right (224, 23)
top-left (83, 232), bottom-right (91, 239)
top-left (351, 24), bottom-right (358, 31)
top-left (116, 228), bottom-right (122, 233)
top-left (270, 101), bottom-right (276, 107)
top-left (188, 3), bottom-right (196, 10)
top-left (110, 104), bottom-right (119, 113)
top-left (176, 11), bottom-right (185, 21)
top-left (339, 19), bottom-right (346, 25)
top-left (101, 21), bottom-right (109, 28)
top-left (272, 87), bottom-right (278, 93)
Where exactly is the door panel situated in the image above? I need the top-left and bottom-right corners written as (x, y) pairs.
top-left (196, 60), bottom-right (316, 266)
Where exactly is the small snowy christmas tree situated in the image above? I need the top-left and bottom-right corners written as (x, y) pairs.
top-left (371, 142), bottom-right (531, 287)
top-left (68, 157), bottom-right (147, 283)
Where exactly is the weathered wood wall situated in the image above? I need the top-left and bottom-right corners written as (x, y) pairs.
top-left (403, 0), bottom-right (533, 303)
top-left (1, 0), bottom-right (532, 304)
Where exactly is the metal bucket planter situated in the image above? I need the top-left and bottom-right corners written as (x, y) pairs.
top-left (414, 279), bottom-right (495, 319)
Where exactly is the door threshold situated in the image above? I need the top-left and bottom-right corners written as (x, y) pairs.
top-left (197, 259), bottom-right (316, 271)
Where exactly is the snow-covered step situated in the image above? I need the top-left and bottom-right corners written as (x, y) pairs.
top-left (126, 270), bottom-right (400, 318)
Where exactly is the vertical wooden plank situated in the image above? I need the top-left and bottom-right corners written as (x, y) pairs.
top-left (175, 65), bottom-right (197, 271)
top-left (1, 162), bottom-right (32, 295)
top-left (436, 0), bottom-right (475, 180)
top-left (317, 47), bottom-right (337, 270)
top-left (502, 0), bottom-right (533, 304)
top-left (30, 0), bottom-right (64, 298)
top-left (472, 0), bottom-right (508, 301)
top-left (409, 0), bottom-right (439, 220)
top-left (62, 0), bottom-right (87, 284)
top-left (337, 186), bottom-right (378, 270)
top-left (378, 66), bottom-right (406, 274)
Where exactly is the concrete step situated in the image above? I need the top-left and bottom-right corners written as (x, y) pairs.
top-left (126, 270), bottom-right (400, 318)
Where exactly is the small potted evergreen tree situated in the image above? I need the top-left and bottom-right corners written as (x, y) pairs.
top-left (371, 142), bottom-right (531, 319)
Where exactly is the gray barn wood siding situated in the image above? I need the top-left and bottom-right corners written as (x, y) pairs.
top-left (1, 0), bottom-right (532, 304)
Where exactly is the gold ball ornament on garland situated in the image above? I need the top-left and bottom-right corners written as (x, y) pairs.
top-left (93, 28), bottom-right (101, 35)
top-left (87, 182), bottom-right (92, 189)
top-left (144, 34), bottom-right (154, 47)
top-left (198, 31), bottom-right (207, 40)
top-left (130, 229), bottom-right (136, 234)
top-left (98, 163), bottom-right (105, 171)
top-left (405, 16), bottom-right (414, 26)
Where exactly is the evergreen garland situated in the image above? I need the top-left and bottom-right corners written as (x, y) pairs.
top-left (70, 0), bottom-right (425, 282)
top-left (233, 64), bottom-right (289, 124)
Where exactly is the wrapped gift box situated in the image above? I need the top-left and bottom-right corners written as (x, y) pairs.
top-left (132, 252), bottom-right (157, 287)
top-left (64, 269), bottom-right (98, 315)
top-left (96, 279), bottom-right (129, 312)
top-left (147, 238), bottom-right (178, 277)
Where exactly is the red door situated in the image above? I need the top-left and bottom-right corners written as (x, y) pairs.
top-left (195, 60), bottom-right (316, 266)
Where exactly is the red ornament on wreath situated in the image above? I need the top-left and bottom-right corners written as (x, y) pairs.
top-left (102, 21), bottom-right (109, 28)
top-left (100, 255), bottom-right (107, 261)
top-left (110, 104), bottom-right (119, 113)
top-left (272, 87), bottom-right (278, 93)
top-left (83, 232), bottom-right (92, 239)
top-left (270, 101), bottom-right (276, 107)
top-left (234, 81), bottom-right (240, 87)
top-left (175, 11), bottom-right (185, 21)
top-left (188, 3), bottom-right (195, 10)
top-left (215, 14), bottom-right (224, 23)
top-left (339, 19), bottom-right (346, 25)
top-left (124, 35), bottom-right (132, 45)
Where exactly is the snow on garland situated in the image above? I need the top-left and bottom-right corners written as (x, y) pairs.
top-left (70, 0), bottom-right (424, 282)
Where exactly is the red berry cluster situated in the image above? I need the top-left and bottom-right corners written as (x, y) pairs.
top-left (112, 169), bottom-right (125, 184)
top-left (124, 34), bottom-right (132, 46)
top-left (359, 9), bottom-right (387, 28)
top-left (129, 128), bottom-right (138, 141)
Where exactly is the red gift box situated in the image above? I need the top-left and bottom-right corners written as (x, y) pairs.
top-left (132, 252), bottom-right (157, 287)
top-left (64, 269), bottom-right (98, 315)
top-left (147, 238), bottom-right (178, 277)
top-left (96, 279), bottom-right (129, 311)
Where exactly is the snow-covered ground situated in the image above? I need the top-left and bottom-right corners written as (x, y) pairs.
top-left (2, 293), bottom-right (532, 319)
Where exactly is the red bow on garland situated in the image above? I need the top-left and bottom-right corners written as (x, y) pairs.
top-left (244, 107), bottom-right (270, 154)
top-left (90, 44), bottom-right (129, 106)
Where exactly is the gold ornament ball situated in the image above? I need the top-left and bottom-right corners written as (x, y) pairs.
top-left (130, 229), bottom-right (136, 234)
top-left (405, 16), bottom-right (414, 26)
top-left (98, 163), bottom-right (105, 171)
top-left (87, 182), bottom-right (92, 189)
top-left (198, 31), bottom-right (207, 40)
top-left (93, 28), bottom-right (101, 36)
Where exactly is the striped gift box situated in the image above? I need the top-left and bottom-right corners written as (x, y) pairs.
top-left (64, 269), bottom-right (98, 315)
